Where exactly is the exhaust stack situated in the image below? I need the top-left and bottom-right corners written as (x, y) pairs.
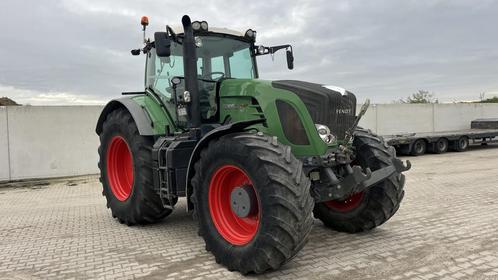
top-left (181, 15), bottom-right (201, 129)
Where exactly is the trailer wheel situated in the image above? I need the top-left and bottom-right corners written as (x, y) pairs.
top-left (432, 138), bottom-right (448, 154)
top-left (451, 136), bottom-right (469, 152)
top-left (191, 132), bottom-right (314, 274)
top-left (98, 108), bottom-right (172, 225)
top-left (410, 139), bottom-right (426, 156)
top-left (313, 129), bottom-right (405, 233)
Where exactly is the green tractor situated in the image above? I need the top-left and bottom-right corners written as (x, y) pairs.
top-left (96, 15), bottom-right (411, 274)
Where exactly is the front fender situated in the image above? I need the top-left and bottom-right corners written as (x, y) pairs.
top-left (185, 119), bottom-right (265, 212)
top-left (95, 97), bottom-right (154, 136)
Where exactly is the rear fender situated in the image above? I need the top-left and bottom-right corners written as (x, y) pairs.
top-left (95, 97), bottom-right (154, 136)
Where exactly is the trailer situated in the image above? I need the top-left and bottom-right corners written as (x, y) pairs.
top-left (384, 118), bottom-right (498, 156)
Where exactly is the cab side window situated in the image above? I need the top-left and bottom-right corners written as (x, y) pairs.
top-left (146, 43), bottom-right (184, 98)
top-left (229, 48), bottom-right (254, 79)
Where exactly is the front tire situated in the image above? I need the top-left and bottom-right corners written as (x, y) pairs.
top-left (98, 109), bottom-right (171, 225)
top-left (313, 128), bottom-right (405, 233)
top-left (191, 132), bottom-right (314, 274)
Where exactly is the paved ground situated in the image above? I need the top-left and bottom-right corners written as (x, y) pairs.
top-left (1, 145), bottom-right (498, 280)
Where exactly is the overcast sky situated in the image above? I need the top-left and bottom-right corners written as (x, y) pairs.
top-left (1, 0), bottom-right (497, 104)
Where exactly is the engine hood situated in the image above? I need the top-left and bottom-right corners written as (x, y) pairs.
top-left (272, 80), bottom-right (357, 140)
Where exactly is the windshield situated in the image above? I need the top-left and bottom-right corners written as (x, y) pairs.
top-left (196, 35), bottom-right (255, 79)
top-left (146, 35), bottom-right (256, 97)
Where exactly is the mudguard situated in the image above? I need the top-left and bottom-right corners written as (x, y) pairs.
top-left (185, 119), bottom-right (265, 211)
top-left (95, 97), bottom-right (154, 136)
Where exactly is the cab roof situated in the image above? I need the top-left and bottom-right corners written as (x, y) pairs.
top-left (167, 25), bottom-right (245, 37)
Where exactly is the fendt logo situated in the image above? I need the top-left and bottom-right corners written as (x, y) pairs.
top-left (336, 108), bottom-right (352, 115)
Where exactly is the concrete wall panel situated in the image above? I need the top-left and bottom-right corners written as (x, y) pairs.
top-left (434, 104), bottom-right (480, 131)
top-left (376, 104), bottom-right (434, 135)
top-left (0, 107), bottom-right (9, 181)
top-left (1, 104), bottom-right (498, 181)
top-left (480, 104), bottom-right (498, 119)
top-left (7, 106), bottom-right (103, 180)
top-left (357, 104), bottom-right (378, 133)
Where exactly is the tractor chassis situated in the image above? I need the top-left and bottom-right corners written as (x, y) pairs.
top-left (152, 136), bottom-right (196, 209)
top-left (152, 132), bottom-right (412, 208)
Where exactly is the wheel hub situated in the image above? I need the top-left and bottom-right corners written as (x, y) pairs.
top-left (208, 165), bottom-right (260, 245)
top-left (230, 185), bottom-right (257, 218)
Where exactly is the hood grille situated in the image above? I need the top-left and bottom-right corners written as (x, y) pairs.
top-left (272, 80), bottom-right (356, 140)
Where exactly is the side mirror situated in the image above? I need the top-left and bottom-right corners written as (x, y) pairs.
top-left (154, 32), bottom-right (171, 57)
top-left (286, 49), bottom-right (294, 70)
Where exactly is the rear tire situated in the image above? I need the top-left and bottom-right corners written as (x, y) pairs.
top-left (191, 132), bottom-right (314, 274)
top-left (313, 129), bottom-right (405, 233)
top-left (98, 109), bottom-right (171, 225)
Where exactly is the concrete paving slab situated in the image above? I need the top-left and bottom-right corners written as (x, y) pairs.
top-left (0, 144), bottom-right (497, 279)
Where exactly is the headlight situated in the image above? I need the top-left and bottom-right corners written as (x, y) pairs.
top-left (192, 21), bottom-right (201, 31)
top-left (315, 124), bottom-right (336, 144)
top-left (245, 29), bottom-right (256, 39)
top-left (200, 21), bottom-right (208, 31)
top-left (257, 45), bottom-right (266, 54)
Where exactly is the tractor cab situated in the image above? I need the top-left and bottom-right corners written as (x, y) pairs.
top-left (145, 27), bottom-right (258, 123)
top-left (134, 16), bottom-right (294, 129)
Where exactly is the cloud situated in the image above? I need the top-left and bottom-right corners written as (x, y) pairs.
top-left (0, 85), bottom-right (107, 105)
top-left (0, 0), bottom-right (497, 104)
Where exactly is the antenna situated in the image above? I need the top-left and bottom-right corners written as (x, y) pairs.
top-left (141, 16), bottom-right (149, 44)
top-left (131, 16), bottom-right (150, 55)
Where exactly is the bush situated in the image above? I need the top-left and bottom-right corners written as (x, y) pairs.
top-left (398, 90), bottom-right (438, 104)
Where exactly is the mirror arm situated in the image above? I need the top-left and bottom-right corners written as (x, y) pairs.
top-left (166, 25), bottom-right (179, 42)
top-left (131, 40), bottom-right (153, 56)
top-left (253, 44), bottom-right (294, 69)
top-left (143, 42), bottom-right (153, 54)
top-left (268, 44), bottom-right (292, 54)
top-left (254, 44), bottom-right (292, 56)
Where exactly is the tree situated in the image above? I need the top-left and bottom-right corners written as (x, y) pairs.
top-left (398, 90), bottom-right (438, 104)
top-left (478, 96), bottom-right (498, 103)
top-left (0, 97), bottom-right (20, 106)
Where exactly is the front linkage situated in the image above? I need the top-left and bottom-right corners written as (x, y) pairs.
top-left (304, 99), bottom-right (411, 203)
top-left (310, 153), bottom-right (411, 203)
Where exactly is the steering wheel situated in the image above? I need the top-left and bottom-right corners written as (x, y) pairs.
top-left (209, 72), bottom-right (225, 81)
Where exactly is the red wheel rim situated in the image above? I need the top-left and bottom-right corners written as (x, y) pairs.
top-left (325, 192), bottom-right (365, 212)
top-left (106, 136), bottom-right (134, 201)
top-left (208, 165), bottom-right (259, 245)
